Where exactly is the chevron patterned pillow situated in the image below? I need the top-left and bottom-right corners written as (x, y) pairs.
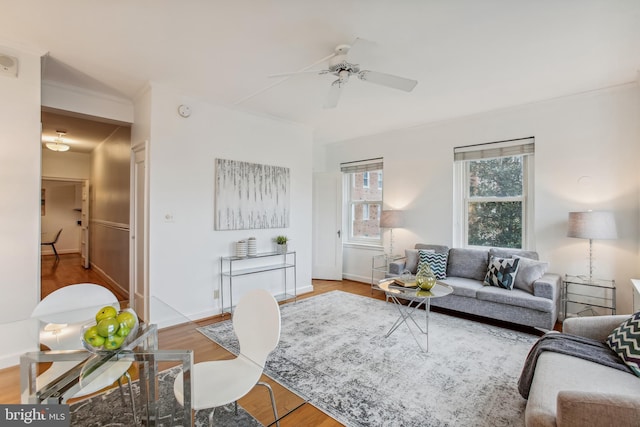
top-left (417, 250), bottom-right (448, 279)
top-left (607, 312), bottom-right (640, 377)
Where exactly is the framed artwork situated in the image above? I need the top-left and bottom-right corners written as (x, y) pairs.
top-left (215, 158), bottom-right (290, 230)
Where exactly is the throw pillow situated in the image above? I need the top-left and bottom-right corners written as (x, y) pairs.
top-left (405, 249), bottom-right (433, 274)
top-left (513, 256), bottom-right (549, 293)
top-left (417, 250), bottom-right (448, 279)
top-left (484, 256), bottom-right (520, 290)
top-left (607, 312), bottom-right (640, 377)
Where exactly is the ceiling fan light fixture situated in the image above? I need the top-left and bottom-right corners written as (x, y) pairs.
top-left (45, 131), bottom-right (70, 152)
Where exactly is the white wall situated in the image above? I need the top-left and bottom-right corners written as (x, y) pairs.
top-left (0, 45), bottom-right (44, 368)
top-left (144, 84), bottom-right (314, 321)
top-left (324, 83), bottom-right (640, 314)
top-left (42, 150), bottom-right (91, 180)
top-left (41, 180), bottom-right (82, 254)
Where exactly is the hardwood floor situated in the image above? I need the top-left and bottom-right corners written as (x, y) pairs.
top-left (2, 256), bottom-right (548, 425)
top-left (41, 253), bottom-right (128, 301)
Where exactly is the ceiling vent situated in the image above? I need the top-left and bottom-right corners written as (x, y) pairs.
top-left (0, 54), bottom-right (18, 78)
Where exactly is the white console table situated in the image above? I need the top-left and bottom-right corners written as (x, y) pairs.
top-left (220, 251), bottom-right (296, 314)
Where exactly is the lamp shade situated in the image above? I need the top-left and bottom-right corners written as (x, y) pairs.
top-left (380, 210), bottom-right (404, 229)
top-left (567, 211), bottom-right (617, 240)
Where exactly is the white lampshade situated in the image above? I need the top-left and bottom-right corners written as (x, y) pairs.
top-left (567, 211), bottom-right (617, 240)
top-left (380, 210), bottom-right (404, 229)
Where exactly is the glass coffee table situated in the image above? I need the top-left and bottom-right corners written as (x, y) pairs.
top-left (378, 279), bottom-right (453, 352)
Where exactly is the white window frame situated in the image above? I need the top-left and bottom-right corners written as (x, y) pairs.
top-left (453, 138), bottom-right (535, 250)
top-left (362, 204), bottom-right (370, 220)
top-left (363, 171), bottom-right (370, 188)
top-left (340, 158), bottom-right (384, 246)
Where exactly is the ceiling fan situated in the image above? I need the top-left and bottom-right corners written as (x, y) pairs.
top-left (268, 38), bottom-right (418, 108)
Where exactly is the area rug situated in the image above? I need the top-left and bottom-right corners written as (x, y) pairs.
top-left (198, 290), bottom-right (539, 427)
top-left (69, 366), bottom-right (261, 427)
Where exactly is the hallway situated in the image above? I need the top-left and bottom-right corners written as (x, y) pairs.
top-left (41, 253), bottom-right (128, 301)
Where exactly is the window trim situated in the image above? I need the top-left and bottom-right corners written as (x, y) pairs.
top-left (340, 158), bottom-right (384, 246)
top-left (453, 138), bottom-right (535, 250)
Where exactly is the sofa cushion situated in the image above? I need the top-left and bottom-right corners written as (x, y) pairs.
top-left (405, 249), bottom-right (433, 274)
top-left (476, 286), bottom-right (555, 312)
top-left (489, 247), bottom-right (539, 261)
top-left (447, 248), bottom-right (488, 281)
top-left (439, 277), bottom-right (484, 298)
top-left (606, 312), bottom-right (640, 377)
top-left (514, 256), bottom-right (549, 293)
top-left (417, 250), bottom-right (448, 279)
top-left (525, 352), bottom-right (640, 427)
top-left (415, 244), bottom-right (449, 254)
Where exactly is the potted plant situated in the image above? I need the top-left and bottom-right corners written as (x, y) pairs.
top-left (275, 235), bottom-right (288, 254)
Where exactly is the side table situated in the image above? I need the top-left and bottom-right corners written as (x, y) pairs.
top-left (562, 274), bottom-right (616, 320)
top-left (371, 254), bottom-right (405, 293)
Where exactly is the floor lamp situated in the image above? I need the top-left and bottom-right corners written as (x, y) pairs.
top-left (380, 210), bottom-right (404, 257)
top-left (567, 210), bottom-right (617, 281)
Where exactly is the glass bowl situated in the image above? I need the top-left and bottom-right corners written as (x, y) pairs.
top-left (81, 308), bottom-right (139, 353)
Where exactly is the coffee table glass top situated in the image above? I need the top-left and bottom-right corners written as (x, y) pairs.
top-left (378, 279), bottom-right (453, 299)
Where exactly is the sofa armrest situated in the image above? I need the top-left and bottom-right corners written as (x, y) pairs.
top-left (388, 260), bottom-right (406, 276)
top-left (562, 315), bottom-right (630, 341)
top-left (557, 390), bottom-right (640, 427)
top-left (532, 273), bottom-right (561, 300)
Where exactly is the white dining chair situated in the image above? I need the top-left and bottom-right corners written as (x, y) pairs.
top-left (172, 288), bottom-right (282, 427)
top-left (30, 284), bottom-right (137, 423)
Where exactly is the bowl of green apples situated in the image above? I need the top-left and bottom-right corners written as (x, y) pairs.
top-left (82, 306), bottom-right (139, 352)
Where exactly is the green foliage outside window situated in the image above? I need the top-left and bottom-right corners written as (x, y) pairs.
top-left (467, 156), bottom-right (523, 248)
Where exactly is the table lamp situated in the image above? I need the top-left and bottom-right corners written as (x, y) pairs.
top-left (380, 210), bottom-right (404, 257)
top-left (567, 210), bottom-right (617, 280)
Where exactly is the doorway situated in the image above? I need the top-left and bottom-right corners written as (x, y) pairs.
top-left (40, 109), bottom-right (133, 302)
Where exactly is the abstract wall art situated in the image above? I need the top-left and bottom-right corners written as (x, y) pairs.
top-left (215, 158), bottom-right (290, 230)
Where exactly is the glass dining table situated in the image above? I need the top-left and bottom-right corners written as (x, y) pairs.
top-left (19, 297), bottom-right (194, 426)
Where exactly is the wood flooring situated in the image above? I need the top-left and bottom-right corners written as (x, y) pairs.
top-left (1, 254), bottom-right (550, 426)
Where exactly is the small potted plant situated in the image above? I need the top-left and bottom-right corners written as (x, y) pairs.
top-left (275, 235), bottom-right (288, 254)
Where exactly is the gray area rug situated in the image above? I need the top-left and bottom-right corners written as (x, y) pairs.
top-left (198, 290), bottom-right (538, 427)
top-left (69, 366), bottom-right (261, 427)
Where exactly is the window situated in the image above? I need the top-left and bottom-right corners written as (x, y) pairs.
top-left (341, 158), bottom-right (384, 244)
top-left (454, 138), bottom-right (534, 249)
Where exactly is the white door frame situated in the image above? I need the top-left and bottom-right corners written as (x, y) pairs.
top-left (130, 140), bottom-right (150, 322)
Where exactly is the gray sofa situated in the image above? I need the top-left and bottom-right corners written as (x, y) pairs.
top-left (388, 244), bottom-right (561, 330)
top-left (525, 315), bottom-right (640, 426)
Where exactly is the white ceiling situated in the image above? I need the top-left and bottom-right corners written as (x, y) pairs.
top-left (3, 0), bottom-right (640, 149)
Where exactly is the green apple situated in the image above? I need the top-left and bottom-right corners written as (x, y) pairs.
top-left (95, 306), bottom-right (118, 323)
top-left (103, 334), bottom-right (125, 350)
top-left (116, 311), bottom-right (137, 329)
top-left (83, 326), bottom-right (106, 347)
top-left (96, 318), bottom-right (119, 337)
top-left (116, 326), bottom-right (131, 337)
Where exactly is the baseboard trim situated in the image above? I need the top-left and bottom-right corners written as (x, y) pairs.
top-left (342, 273), bottom-right (369, 284)
top-left (90, 263), bottom-right (129, 299)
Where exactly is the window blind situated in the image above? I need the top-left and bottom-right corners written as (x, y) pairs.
top-left (454, 137), bottom-right (534, 161)
top-left (340, 157), bottom-right (383, 173)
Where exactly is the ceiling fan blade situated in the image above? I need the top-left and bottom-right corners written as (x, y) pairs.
top-left (268, 69), bottom-right (330, 78)
top-left (324, 80), bottom-right (344, 109)
top-left (358, 70), bottom-right (418, 92)
top-left (345, 37), bottom-right (377, 64)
